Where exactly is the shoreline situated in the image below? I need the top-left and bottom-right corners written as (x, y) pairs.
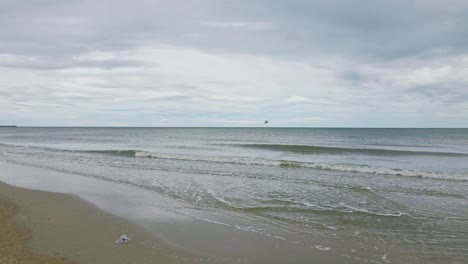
top-left (1, 129), bottom-right (467, 263)
top-left (0, 161), bottom-right (368, 263)
top-left (0, 181), bottom-right (197, 264)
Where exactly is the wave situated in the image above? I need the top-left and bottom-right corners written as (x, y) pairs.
top-left (89, 149), bottom-right (466, 181)
top-left (241, 203), bottom-right (406, 219)
top-left (339, 203), bottom-right (406, 217)
top-left (234, 144), bottom-right (468, 157)
top-left (2, 143), bottom-right (466, 181)
top-left (83, 149), bottom-right (138, 157)
top-left (0, 143), bottom-right (139, 157)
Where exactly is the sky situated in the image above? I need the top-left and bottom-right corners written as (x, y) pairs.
top-left (0, 0), bottom-right (467, 127)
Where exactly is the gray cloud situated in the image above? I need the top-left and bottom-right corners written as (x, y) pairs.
top-left (0, 55), bottom-right (145, 70)
top-left (0, 0), bottom-right (467, 127)
top-left (2, 0), bottom-right (467, 60)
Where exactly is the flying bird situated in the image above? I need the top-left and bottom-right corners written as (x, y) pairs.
top-left (264, 120), bottom-right (269, 124)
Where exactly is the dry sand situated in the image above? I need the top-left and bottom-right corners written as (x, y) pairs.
top-left (0, 196), bottom-right (73, 264)
top-left (0, 181), bottom-right (196, 264)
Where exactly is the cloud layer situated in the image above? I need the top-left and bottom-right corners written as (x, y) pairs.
top-left (0, 0), bottom-right (467, 127)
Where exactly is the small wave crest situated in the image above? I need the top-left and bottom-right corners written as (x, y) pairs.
top-left (234, 144), bottom-right (468, 157)
top-left (85, 149), bottom-right (467, 181)
top-left (83, 150), bottom-right (137, 157)
top-left (339, 203), bottom-right (406, 217)
top-left (3, 143), bottom-right (465, 181)
top-left (277, 161), bottom-right (467, 181)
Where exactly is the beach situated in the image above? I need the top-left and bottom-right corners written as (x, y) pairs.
top-left (2, 0), bottom-right (467, 262)
top-left (0, 161), bottom-right (355, 264)
top-left (0, 127), bottom-right (467, 263)
top-left (0, 181), bottom-right (198, 264)
top-left (0, 186), bottom-right (72, 264)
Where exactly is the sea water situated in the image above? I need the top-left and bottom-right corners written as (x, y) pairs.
top-left (0, 127), bottom-right (467, 263)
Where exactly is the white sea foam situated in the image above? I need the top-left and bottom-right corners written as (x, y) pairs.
top-left (381, 253), bottom-right (391, 263)
top-left (301, 201), bottom-right (327, 209)
top-left (340, 203), bottom-right (405, 217)
top-left (133, 151), bottom-right (467, 181)
top-left (315, 245), bottom-right (332, 251)
top-left (3, 142), bottom-right (465, 181)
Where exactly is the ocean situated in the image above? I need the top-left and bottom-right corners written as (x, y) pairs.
top-left (0, 127), bottom-right (467, 263)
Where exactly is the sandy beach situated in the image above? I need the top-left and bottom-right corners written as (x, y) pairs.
top-left (0, 181), bottom-right (197, 264)
top-left (0, 192), bottom-right (72, 264)
top-left (0, 162), bottom-right (359, 264)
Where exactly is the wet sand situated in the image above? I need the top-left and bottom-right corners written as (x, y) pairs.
top-left (0, 181), bottom-right (195, 264)
top-left (0, 162), bottom-right (361, 264)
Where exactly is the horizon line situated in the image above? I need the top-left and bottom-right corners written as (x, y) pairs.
top-left (2, 126), bottom-right (467, 129)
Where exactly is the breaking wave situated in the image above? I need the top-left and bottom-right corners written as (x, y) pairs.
top-left (84, 149), bottom-right (467, 181)
top-left (1, 143), bottom-right (466, 181)
top-left (234, 144), bottom-right (468, 157)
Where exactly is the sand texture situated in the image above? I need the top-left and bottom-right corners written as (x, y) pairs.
top-left (0, 197), bottom-right (73, 264)
top-left (0, 182), bottom-right (195, 264)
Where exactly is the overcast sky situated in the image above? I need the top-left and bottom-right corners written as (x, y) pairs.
top-left (0, 0), bottom-right (467, 127)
